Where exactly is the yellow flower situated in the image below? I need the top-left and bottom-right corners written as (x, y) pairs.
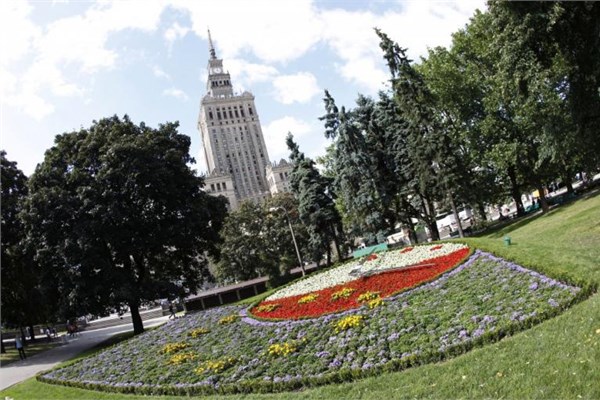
top-left (298, 293), bottom-right (319, 304)
top-left (218, 315), bottom-right (239, 325)
top-left (367, 297), bottom-right (384, 309)
top-left (167, 352), bottom-right (197, 365)
top-left (357, 291), bottom-right (380, 303)
top-left (160, 342), bottom-right (189, 354)
top-left (268, 342), bottom-right (298, 357)
top-left (331, 287), bottom-right (356, 301)
top-left (333, 315), bottom-right (363, 333)
top-left (188, 328), bottom-right (210, 338)
top-left (256, 303), bottom-right (281, 312)
top-left (195, 357), bottom-right (236, 374)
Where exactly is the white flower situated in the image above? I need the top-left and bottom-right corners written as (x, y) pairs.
top-left (266, 243), bottom-right (468, 301)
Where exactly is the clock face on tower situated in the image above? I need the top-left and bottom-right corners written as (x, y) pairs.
top-left (212, 67), bottom-right (222, 74)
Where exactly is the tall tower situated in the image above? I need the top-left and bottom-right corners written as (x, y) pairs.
top-left (198, 30), bottom-right (271, 209)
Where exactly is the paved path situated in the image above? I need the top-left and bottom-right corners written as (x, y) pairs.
top-left (0, 315), bottom-right (170, 391)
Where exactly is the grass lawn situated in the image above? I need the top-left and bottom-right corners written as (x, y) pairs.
top-left (1, 339), bottom-right (62, 367)
top-left (1, 192), bottom-right (598, 399)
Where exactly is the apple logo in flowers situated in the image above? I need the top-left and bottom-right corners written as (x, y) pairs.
top-left (250, 243), bottom-right (471, 320)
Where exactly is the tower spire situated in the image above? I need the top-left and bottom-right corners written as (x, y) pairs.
top-left (207, 28), bottom-right (216, 60)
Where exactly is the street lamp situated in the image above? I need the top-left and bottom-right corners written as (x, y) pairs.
top-left (269, 206), bottom-right (305, 276)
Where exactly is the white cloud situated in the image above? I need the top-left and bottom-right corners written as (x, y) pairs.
top-left (318, 1), bottom-right (484, 92)
top-left (375, 1), bottom-right (483, 61)
top-left (1, 0), bottom-right (166, 119)
top-left (272, 72), bottom-right (320, 105)
top-left (170, 0), bottom-right (322, 63)
top-left (0, 1), bottom-right (40, 67)
top-left (164, 21), bottom-right (189, 45)
top-left (223, 58), bottom-right (278, 88)
top-left (262, 116), bottom-right (313, 162)
top-left (163, 87), bottom-right (189, 101)
top-left (153, 66), bottom-right (171, 80)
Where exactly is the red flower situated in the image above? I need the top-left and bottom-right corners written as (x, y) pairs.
top-left (430, 245), bottom-right (443, 251)
top-left (400, 247), bottom-right (413, 254)
top-left (250, 247), bottom-right (470, 321)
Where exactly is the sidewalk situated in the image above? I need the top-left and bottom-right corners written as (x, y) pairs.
top-left (0, 315), bottom-right (170, 391)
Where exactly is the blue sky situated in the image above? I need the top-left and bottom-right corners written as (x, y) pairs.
top-left (1, 0), bottom-right (485, 177)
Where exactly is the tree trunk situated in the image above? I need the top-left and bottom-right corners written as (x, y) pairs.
top-left (426, 220), bottom-right (440, 242)
top-left (476, 202), bottom-right (487, 222)
top-left (507, 166), bottom-right (525, 216)
top-left (331, 224), bottom-right (342, 261)
top-left (1, 333), bottom-right (5, 353)
top-left (564, 174), bottom-right (574, 194)
top-left (423, 197), bottom-right (440, 241)
top-left (129, 300), bottom-right (144, 335)
top-left (535, 182), bottom-right (550, 213)
top-left (448, 193), bottom-right (464, 238)
top-left (405, 219), bottom-right (418, 245)
top-left (28, 324), bottom-right (36, 343)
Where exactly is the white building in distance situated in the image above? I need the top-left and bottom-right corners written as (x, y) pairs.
top-left (266, 159), bottom-right (294, 196)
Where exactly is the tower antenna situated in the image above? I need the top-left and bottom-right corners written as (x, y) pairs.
top-left (207, 28), bottom-right (216, 59)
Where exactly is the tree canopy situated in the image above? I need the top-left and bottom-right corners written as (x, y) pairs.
top-left (1, 151), bottom-right (48, 338)
top-left (22, 115), bottom-right (227, 334)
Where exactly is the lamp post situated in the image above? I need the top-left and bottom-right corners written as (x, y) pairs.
top-left (269, 206), bottom-right (305, 276)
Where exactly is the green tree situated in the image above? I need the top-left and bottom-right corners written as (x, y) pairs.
top-left (22, 116), bottom-right (226, 334)
top-left (215, 193), bottom-right (309, 286)
top-left (419, 29), bottom-right (504, 224)
top-left (1, 151), bottom-right (48, 348)
top-left (377, 29), bottom-right (458, 240)
top-left (488, 1), bottom-right (600, 192)
top-left (286, 133), bottom-right (343, 265)
top-left (215, 201), bottom-right (275, 283)
top-left (319, 91), bottom-right (392, 244)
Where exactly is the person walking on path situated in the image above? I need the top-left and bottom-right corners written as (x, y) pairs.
top-left (168, 303), bottom-right (177, 319)
top-left (15, 336), bottom-right (26, 360)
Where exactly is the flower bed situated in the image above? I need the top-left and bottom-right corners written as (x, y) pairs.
top-left (38, 250), bottom-right (587, 396)
top-left (250, 244), bottom-right (470, 320)
top-left (265, 243), bottom-right (469, 301)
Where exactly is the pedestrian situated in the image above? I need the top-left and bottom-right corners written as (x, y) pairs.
top-left (15, 336), bottom-right (26, 360)
top-left (168, 303), bottom-right (177, 319)
top-left (45, 326), bottom-right (52, 342)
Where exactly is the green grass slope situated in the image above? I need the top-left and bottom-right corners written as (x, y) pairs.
top-left (2, 192), bottom-right (599, 399)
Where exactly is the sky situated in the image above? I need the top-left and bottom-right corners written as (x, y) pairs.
top-left (1, 0), bottom-right (485, 177)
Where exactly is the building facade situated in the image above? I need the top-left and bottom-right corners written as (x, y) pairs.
top-left (266, 159), bottom-right (294, 196)
top-left (198, 31), bottom-right (271, 209)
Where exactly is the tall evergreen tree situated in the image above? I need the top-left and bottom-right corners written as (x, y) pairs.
top-left (376, 29), bottom-right (458, 240)
top-left (320, 91), bottom-right (393, 244)
top-left (286, 133), bottom-right (343, 265)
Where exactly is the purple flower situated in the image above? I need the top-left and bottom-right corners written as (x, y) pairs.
top-left (529, 282), bottom-right (539, 291)
top-left (548, 299), bottom-right (559, 308)
top-left (315, 351), bottom-right (330, 358)
top-left (473, 328), bottom-right (485, 337)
